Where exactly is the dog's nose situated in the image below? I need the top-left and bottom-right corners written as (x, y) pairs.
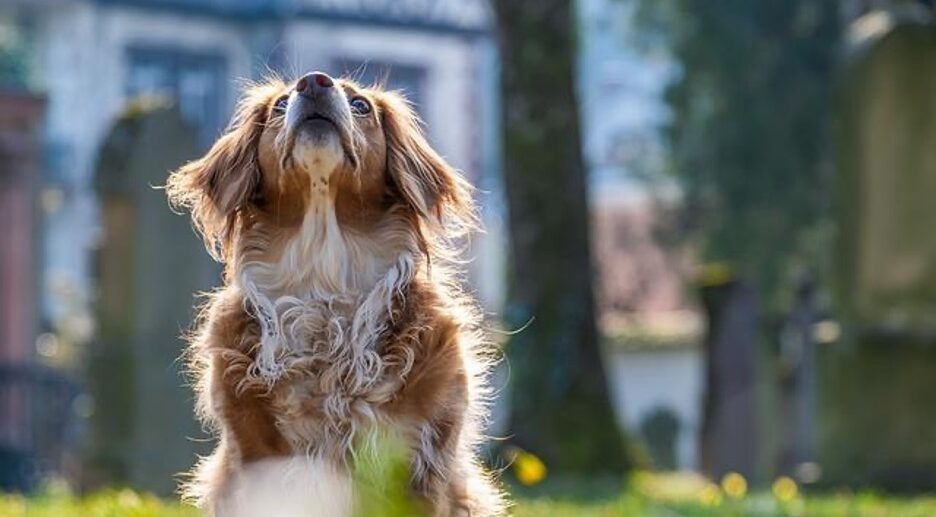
top-left (296, 72), bottom-right (334, 97)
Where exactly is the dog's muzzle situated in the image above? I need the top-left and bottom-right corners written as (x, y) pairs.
top-left (282, 71), bottom-right (358, 169)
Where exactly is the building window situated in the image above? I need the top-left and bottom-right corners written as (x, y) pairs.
top-left (125, 47), bottom-right (227, 145)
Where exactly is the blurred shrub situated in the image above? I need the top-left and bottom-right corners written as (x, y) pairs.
top-left (639, 407), bottom-right (681, 470)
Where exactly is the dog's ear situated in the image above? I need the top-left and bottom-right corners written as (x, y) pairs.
top-left (381, 92), bottom-right (476, 235)
top-left (167, 85), bottom-right (275, 260)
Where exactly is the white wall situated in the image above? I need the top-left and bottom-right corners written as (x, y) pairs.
top-left (606, 347), bottom-right (703, 469)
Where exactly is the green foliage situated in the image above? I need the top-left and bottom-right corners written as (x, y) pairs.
top-left (351, 433), bottom-right (429, 516)
top-left (641, 0), bottom-right (841, 306)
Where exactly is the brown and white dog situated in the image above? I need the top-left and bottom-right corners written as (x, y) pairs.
top-left (166, 72), bottom-right (504, 516)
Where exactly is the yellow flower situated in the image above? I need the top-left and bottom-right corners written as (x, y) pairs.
top-left (698, 262), bottom-right (735, 287)
top-left (720, 472), bottom-right (747, 499)
top-left (509, 447), bottom-right (547, 486)
top-left (772, 476), bottom-right (799, 503)
top-left (699, 484), bottom-right (723, 506)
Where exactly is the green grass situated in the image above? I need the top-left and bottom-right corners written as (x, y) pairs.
top-left (0, 489), bottom-right (197, 517)
top-left (4, 473), bottom-right (936, 516)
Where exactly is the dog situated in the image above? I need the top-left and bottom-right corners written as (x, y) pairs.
top-left (166, 71), bottom-right (505, 516)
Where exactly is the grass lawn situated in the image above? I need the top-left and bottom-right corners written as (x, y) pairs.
top-left (3, 473), bottom-right (936, 516)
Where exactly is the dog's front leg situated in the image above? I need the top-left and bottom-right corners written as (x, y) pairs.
top-left (409, 372), bottom-right (479, 517)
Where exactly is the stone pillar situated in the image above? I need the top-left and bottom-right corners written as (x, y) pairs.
top-left (0, 90), bottom-right (44, 491)
top-left (0, 90), bottom-right (43, 365)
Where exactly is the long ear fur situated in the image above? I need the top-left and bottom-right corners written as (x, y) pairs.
top-left (166, 82), bottom-right (281, 260)
top-left (381, 92), bottom-right (477, 240)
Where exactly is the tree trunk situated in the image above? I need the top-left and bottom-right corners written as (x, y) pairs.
top-left (492, 0), bottom-right (629, 474)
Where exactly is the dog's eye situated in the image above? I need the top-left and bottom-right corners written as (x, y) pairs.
top-left (273, 95), bottom-right (289, 113)
top-left (349, 96), bottom-right (372, 116)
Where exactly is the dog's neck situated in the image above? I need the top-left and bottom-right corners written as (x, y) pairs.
top-left (251, 190), bottom-right (389, 296)
top-left (234, 185), bottom-right (418, 380)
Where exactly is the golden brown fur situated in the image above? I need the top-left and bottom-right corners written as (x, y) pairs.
top-left (166, 74), bottom-right (504, 516)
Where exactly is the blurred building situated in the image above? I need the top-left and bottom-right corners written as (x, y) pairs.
top-left (0, 0), bottom-right (499, 492)
top-left (3, 0), bottom-right (499, 334)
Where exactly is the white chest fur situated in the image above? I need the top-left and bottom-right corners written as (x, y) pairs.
top-left (215, 456), bottom-right (352, 517)
top-left (237, 188), bottom-right (416, 379)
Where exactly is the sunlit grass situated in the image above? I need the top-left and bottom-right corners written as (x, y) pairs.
top-left (511, 471), bottom-right (936, 517)
top-left (4, 472), bottom-right (936, 516)
top-left (0, 488), bottom-right (198, 517)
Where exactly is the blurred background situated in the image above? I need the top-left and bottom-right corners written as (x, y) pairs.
top-left (2, 0), bottom-right (936, 512)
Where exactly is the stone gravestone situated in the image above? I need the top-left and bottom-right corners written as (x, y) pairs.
top-left (829, 19), bottom-right (936, 489)
top-left (698, 279), bottom-right (759, 482)
top-left (91, 99), bottom-right (217, 494)
top-left (777, 276), bottom-right (818, 480)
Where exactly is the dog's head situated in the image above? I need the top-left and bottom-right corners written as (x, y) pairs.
top-left (167, 72), bottom-right (474, 261)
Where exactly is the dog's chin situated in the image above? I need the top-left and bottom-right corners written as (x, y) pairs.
top-left (292, 124), bottom-right (345, 179)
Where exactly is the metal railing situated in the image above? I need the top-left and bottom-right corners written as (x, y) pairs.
top-left (0, 363), bottom-right (81, 492)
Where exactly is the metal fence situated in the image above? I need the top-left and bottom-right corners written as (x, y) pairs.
top-left (0, 363), bottom-right (81, 492)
